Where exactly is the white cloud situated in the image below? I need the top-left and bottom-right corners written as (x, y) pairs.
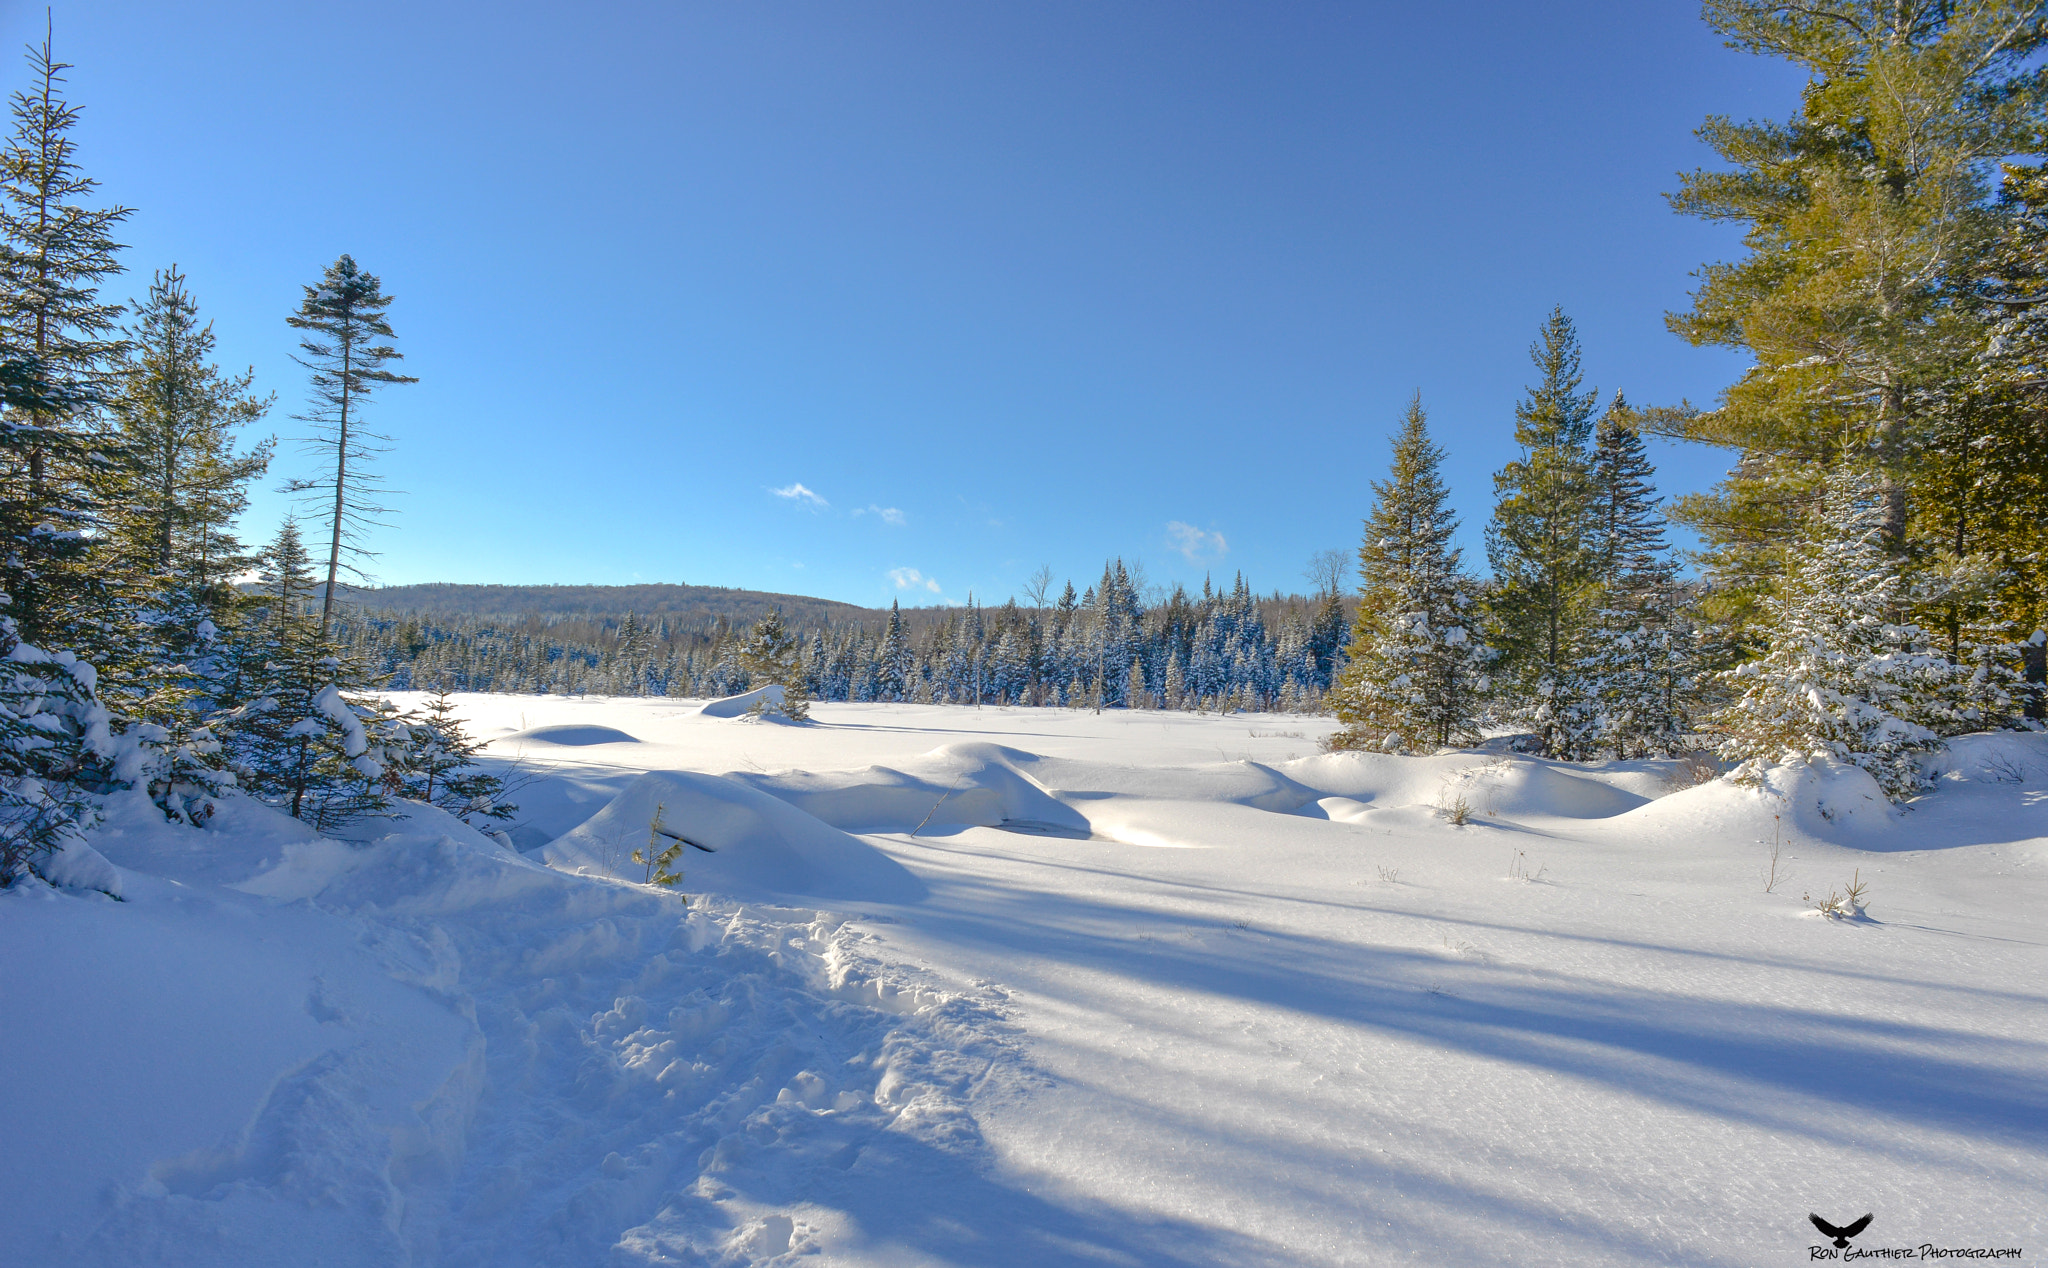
top-left (854, 504), bottom-right (907, 526)
top-left (889, 567), bottom-right (942, 593)
top-left (771, 482), bottom-right (827, 508)
top-left (1166, 521), bottom-right (1228, 562)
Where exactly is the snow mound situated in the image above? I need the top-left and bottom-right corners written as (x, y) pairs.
top-left (1284, 750), bottom-right (1648, 821)
top-left (1613, 754), bottom-right (1897, 844)
top-left (496, 723), bottom-right (640, 746)
top-left (545, 770), bottom-right (926, 902)
top-left (734, 742), bottom-right (1089, 835)
top-left (698, 684), bottom-right (785, 718)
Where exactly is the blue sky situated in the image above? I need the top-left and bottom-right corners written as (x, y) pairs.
top-left (14, 1), bottom-right (1803, 607)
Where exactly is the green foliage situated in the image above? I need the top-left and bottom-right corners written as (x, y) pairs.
top-left (217, 520), bottom-right (392, 829)
top-left (739, 607), bottom-right (812, 720)
top-left (0, 33), bottom-right (130, 649)
top-left (394, 687), bottom-right (515, 824)
top-left (1669, 1), bottom-right (2048, 629)
top-left (632, 802), bottom-right (684, 888)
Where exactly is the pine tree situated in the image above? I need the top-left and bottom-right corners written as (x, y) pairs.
top-left (1713, 463), bottom-right (1972, 801)
top-left (1329, 395), bottom-right (1486, 753)
top-left (218, 520), bottom-right (392, 828)
top-left (1578, 397), bottom-right (1699, 756)
top-left (633, 802), bottom-right (684, 888)
top-left (1667, 3), bottom-right (2048, 629)
top-left (284, 255), bottom-right (417, 638)
top-left (1486, 310), bottom-right (1601, 756)
top-left (0, 30), bottom-right (130, 648)
top-left (395, 686), bottom-right (514, 824)
top-left (738, 607), bottom-right (810, 720)
top-left (876, 600), bottom-right (910, 702)
top-left (101, 266), bottom-right (273, 592)
top-left (0, 591), bottom-right (111, 884)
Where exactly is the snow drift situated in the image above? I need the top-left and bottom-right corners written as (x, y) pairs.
top-left (544, 769), bottom-right (926, 902)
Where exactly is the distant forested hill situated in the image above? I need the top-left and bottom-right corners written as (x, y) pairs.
top-left (331, 582), bottom-right (875, 626)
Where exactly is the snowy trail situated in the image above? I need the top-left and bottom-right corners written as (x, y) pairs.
top-left (8, 698), bottom-right (2047, 1265)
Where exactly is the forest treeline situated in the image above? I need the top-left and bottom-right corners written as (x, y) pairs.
top-left (6, 3), bottom-right (2048, 887)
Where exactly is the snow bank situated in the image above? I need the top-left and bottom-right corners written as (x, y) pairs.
top-left (697, 684), bottom-right (784, 718)
top-left (544, 769), bottom-right (926, 902)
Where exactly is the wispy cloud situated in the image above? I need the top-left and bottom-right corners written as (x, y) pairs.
top-left (889, 566), bottom-right (942, 593)
top-left (771, 482), bottom-right (827, 508)
top-left (854, 504), bottom-right (907, 526)
top-left (1166, 521), bottom-right (1228, 562)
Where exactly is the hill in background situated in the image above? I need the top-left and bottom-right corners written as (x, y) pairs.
top-left (331, 582), bottom-right (879, 627)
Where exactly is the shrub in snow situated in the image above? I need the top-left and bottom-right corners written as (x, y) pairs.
top-left (1328, 396), bottom-right (1487, 754)
top-left (392, 686), bottom-right (516, 824)
top-left (0, 597), bottom-right (114, 885)
top-left (216, 521), bottom-right (394, 829)
top-left (1712, 463), bottom-right (1970, 800)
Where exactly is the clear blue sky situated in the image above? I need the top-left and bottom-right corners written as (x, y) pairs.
top-left (14, 1), bottom-right (1801, 607)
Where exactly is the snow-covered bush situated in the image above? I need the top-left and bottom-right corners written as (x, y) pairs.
top-left (0, 598), bottom-right (114, 885)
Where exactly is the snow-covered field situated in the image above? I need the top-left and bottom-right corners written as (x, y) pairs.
top-left (6, 696), bottom-right (2045, 1267)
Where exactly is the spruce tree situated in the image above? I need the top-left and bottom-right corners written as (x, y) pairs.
top-left (395, 687), bottom-right (514, 824)
top-left (284, 255), bottom-right (416, 638)
top-left (1486, 309), bottom-right (1601, 757)
top-left (0, 30), bottom-right (129, 647)
top-left (1713, 463), bottom-right (1972, 801)
top-left (1578, 397), bottom-right (1699, 757)
top-left (876, 600), bottom-right (910, 702)
top-left (1329, 395), bottom-right (1485, 753)
top-left (102, 266), bottom-right (272, 604)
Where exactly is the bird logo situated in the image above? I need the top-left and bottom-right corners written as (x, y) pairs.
top-left (1810, 1213), bottom-right (1873, 1249)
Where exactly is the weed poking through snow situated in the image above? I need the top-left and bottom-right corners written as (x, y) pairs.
top-left (1507, 850), bottom-right (1546, 882)
top-left (1806, 869), bottom-right (1871, 919)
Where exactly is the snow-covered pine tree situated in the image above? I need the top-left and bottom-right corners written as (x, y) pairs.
top-left (218, 519), bottom-right (392, 828)
top-left (1578, 397), bottom-right (1699, 757)
top-left (1327, 395), bottom-right (1485, 753)
top-left (0, 591), bottom-right (111, 885)
top-left (739, 607), bottom-right (811, 720)
top-left (92, 268), bottom-right (274, 824)
top-left (284, 255), bottom-right (416, 639)
top-left (395, 686), bottom-right (515, 825)
top-left (1486, 310), bottom-right (1602, 757)
top-left (875, 600), bottom-right (910, 702)
top-left (1714, 463), bottom-right (1971, 800)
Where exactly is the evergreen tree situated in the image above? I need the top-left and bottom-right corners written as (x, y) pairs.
top-left (1329, 396), bottom-right (1485, 752)
top-left (0, 30), bottom-right (129, 647)
top-left (0, 590), bottom-right (111, 884)
top-left (101, 266), bottom-right (272, 593)
top-left (876, 600), bottom-right (910, 702)
top-left (218, 520), bottom-right (391, 828)
top-left (395, 686), bottom-right (514, 824)
top-left (738, 607), bottom-right (811, 720)
top-left (284, 255), bottom-right (416, 638)
top-left (1578, 397), bottom-right (1700, 756)
top-left (1667, 3), bottom-right (2048, 629)
top-left (1713, 463), bottom-right (1974, 800)
top-left (1486, 310), bottom-right (1601, 756)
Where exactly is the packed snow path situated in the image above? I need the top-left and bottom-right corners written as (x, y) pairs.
top-left (5, 699), bottom-right (2045, 1266)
